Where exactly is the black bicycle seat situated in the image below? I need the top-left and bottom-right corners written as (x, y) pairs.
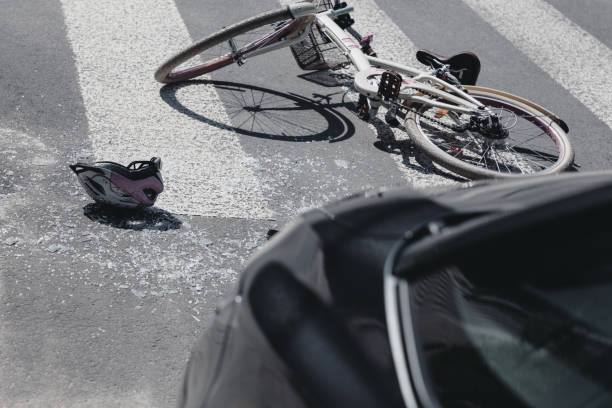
top-left (416, 49), bottom-right (481, 86)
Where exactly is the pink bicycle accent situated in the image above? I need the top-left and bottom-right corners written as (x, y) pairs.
top-left (170, 18), bottom-right (302, 80)
top-left (359, 34), bottom-right (373, 46)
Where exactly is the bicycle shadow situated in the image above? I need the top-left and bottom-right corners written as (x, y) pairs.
top-left (339, 95), bottom-right (468, 182)
top-left (160, 75), bottom-right (472, 182)
top-left (370, 120), bottom-right (467, 182)
top-left (83, 203), bottom-right (182, 231)
top-left (160, 80), bottom-right (355, 143)
top-left (297, 70), bottom-right (354, 88)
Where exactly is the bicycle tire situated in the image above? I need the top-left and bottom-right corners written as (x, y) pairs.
top-left (404, 89), bottom-right (574, 180)
top-left (155, 7), bottom-right (296, 83)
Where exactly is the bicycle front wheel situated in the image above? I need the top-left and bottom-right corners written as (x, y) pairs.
top-left (155, 7), bottom-right (298, 83)
top-left (404, 88), bottom-right (574, 179)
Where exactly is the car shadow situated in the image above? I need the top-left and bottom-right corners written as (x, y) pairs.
top-left (160, 80), bottom-right (355, 143)
top-left (83, 203), bottom-right (182, 231)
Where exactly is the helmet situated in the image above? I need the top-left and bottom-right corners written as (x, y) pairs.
top-left (70, 157), bottom-right (164, 208)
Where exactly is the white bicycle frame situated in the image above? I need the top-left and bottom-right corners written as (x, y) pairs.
top-left (241, 2), bottom-right (486, 117)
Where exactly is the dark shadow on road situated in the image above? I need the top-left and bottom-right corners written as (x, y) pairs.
top-left (160, 80), bottom-right (355, 143)
top-left (161, 78), bottom-right (475, 182)
top-left (373, 137), bottom-right (468, 183)
top-left (83, 203), bottom-right (182, 231)
top-left (341, 96), bottom-right (468, 182)
top-left (297, 70), bottom-right (354, 88)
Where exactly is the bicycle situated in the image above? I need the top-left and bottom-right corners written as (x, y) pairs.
top-left (154, 0), bottom-right (574, 180)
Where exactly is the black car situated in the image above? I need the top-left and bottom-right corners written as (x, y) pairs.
top-left (178, 171), bottom-right (612, 408)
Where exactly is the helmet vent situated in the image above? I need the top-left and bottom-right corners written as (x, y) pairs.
top-left (144, 188), bottom-right (157, 200)
top-left (88, 179), bottom-right (105, 195)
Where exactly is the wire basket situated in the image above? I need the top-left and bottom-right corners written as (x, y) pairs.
top-left (289, 24), bottom-right (350, 71)
top-left (290, 1), bottom-right (350, 71)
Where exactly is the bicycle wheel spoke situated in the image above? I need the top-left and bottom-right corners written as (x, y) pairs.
top-left (505, 145), bottom-right (526, 173)
top-left (508, 132), bottom-right (546, 143)
top-left (507, 137), bottom-right (555, 153)
top-left (464, 130), bottom-right (484, 151)
top-left (477, 145), bottom-right (492, 166)
top-left (510, 145), bottom-right (558, 163)
top-left (453, 141), bottom-right (474, 157)
top-left (507, 138), bottom-right (559, 160)
top-left (489, 147), bottom-right (502, 172)
top-left (508, 130), bottom-right (547, 139)
top-left (435, 141), bottom-right (467, 148)
top-left (506, 146), bottom-right (548, 169)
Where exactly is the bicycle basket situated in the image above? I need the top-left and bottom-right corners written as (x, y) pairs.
top-left (313, 0), bottom-right (334, 12)
top-left (290, 23), bottom-right (349, 71)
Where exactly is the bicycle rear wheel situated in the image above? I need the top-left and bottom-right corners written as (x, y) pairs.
top-left (155, 7), bottom-right (299, 83)
top-left (404, 89), bottom-right (574, 180)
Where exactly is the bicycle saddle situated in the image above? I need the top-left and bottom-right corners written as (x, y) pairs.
top-left (416, 49), bottom-right (481, 86)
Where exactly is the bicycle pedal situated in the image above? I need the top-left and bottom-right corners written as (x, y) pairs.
top-left (377, 71), bottom-right (402, 101)
top-left (385, 113), bottom-right (400, 127)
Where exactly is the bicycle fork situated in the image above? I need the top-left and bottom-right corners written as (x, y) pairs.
top-left (228, 38), bottom-right (245, 66)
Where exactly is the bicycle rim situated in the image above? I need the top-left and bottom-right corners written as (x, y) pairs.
top-left (155, 8), bottom-right (296, 83)
top-left (407, 91), bottom-right (573, 179)
top-left (180, 25), bottom-right (294, 80)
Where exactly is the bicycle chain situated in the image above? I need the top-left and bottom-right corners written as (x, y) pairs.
top-left (394, 100), bottom-right (462, 132)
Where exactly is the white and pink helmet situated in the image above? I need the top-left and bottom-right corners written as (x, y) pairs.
top-left (70, 157), bottom-right (164, 208)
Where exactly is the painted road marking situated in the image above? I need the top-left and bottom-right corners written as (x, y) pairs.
top-left (463, 0), bottom-right (612, 131)
top-left (60, 0), bottom-right (272, 218)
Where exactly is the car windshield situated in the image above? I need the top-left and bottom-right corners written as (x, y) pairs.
top-left (403, 241), bottom-right (612, 408)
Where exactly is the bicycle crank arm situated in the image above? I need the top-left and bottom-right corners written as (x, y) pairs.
top-left (464, 86), bottom-right (569, 133)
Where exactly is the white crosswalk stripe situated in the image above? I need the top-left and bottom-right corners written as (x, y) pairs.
top-left (463, 0), bottom-right (612, 131)
top-left (60, 0), bottom-right (273, 218)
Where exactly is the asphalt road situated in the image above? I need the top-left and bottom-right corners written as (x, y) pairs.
top-left (1, 0), bottom-right (611, 406)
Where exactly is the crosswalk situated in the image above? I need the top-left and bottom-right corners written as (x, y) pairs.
top-left (2, 4), bottom-right (612, 406)
top-left (58, 0), bottom-right (612, 219)
top-left (60, 0), bottom-right (272, 218)
top-left (463, 0), bottom-right (612, 131)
